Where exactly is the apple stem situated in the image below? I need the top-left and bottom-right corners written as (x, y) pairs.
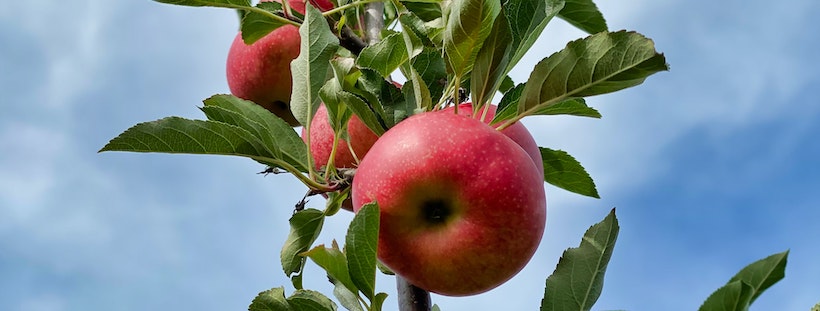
top-left (396, 276), bottom-right (431, 311)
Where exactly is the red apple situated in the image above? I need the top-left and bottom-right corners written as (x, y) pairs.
top-left (302, 104), bottom-right (379, 169)
top-left (226, 25), bottom-right (301, 126)
top-left (444, 103), bottom-right (544, 177)
top-left (351, 110), bottom-right (547, 296)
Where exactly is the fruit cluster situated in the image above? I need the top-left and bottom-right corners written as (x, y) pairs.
top-left (226, 3), bottom-right (546, 295)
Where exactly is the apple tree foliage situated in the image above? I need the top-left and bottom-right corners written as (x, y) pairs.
top-left (100, 0), bottom-right (790, 310)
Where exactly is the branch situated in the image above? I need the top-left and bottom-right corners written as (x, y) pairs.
top-left (339, 25), bottom-right (367, 55)
top-left (396, 276), bottom-right (431, 311)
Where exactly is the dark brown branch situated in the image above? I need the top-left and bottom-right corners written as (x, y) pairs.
top-left (397, 277), bottom-right (431, 311)
top-left (338, 25), bottom-right (367, 55)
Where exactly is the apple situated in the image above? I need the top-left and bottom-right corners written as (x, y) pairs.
top-left (444, 103), bottom-right (544, 176)
top-left (351, 110), bottom-right (547, 296)
top-left (302, 104), bottom-right (379, 169)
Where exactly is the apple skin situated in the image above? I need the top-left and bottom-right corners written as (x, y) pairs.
top-left (226, 25), bottom-right (301, 126)
top-left (351, 110), bottom-right (547, 296)
top-left (302, 104), bottom-right (379, 169)
top-left (444, 103), bottom-right (544, 177)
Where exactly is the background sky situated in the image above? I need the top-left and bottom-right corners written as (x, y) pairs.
top-left (1, 0), bottom-right (819, 310)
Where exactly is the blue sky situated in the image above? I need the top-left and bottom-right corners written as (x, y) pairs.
top-left (1, 0), bottom-right (819, 310)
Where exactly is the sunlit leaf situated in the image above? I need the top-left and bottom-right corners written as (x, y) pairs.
top-left (519, 30), bottom-right (668, 115)
top-left (346, 203), bottom-right (380, 300)
top-left (540, 148), bottom-right (599, 198)
top-left (443, 0), bottom-right (500, 77)
top-left (281, 209), bottom-right (325, 277)
top-left (557, 0), bottom-right (607, 34)
top-left (200, 94), bottom-right (309, 172)
top-left (249, 287), bottom-right (292, 311)
top-left (541, 208), bottom-right (618, 311)
top-left (241, 1), bottom-right (289, 44)
top-left (290, 5), bottom-right (340, 127)
top-left (698, 280), bottom-right (754, 311)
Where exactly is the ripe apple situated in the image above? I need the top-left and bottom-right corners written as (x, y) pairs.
top-left (351, 110), bottom-right (547, 296)
top-left (226, 0), bottom-right (336, 127)
top-left (444, 103), bottom-right (544, 176)
top-left (302, 104), bottom-right (379, 169)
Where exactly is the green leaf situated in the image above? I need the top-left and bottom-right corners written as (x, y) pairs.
top-left (519, 30), bottom-right (668, 115)
top-left (470, 12), bottom-right (512, 106)
top-left (303, 242), bottom-right (358, 295)
top-left (371, 293), bottom-right (389, 311)
top-left (200, 94), bottom-right (309, 172)
top-left (281, 209), bottom-right (325, 277)
top-left (241, 1), bottom-right (288, 44)
top-left (492, 83), bottom-right (526, 124)
top-left (287, 290), bottom-right (338, 311)
top-left (319, 81), bottom-right (386, 136)
top-left (504, 0), bottom-right (564, 72)
top-left (332, 280), bottom-right (363, 311)
top-left (499, 75), bottom-right (515, 94)
top-left (540, 147), bottom-right (599, 198)
top-left (698, 280), bottom-right (754, 311)
top-left (812, 302), bottom-right (820, 311)
top-left (249, 287), bottom-right (292, 311)
top-left (443, 0), bottom-right (501, 77)
top-left (345, 203), bottom-right (380, 300)
top-left (493, 84), bottom-right (599, 123)
top-left (403, 2), bottom-right (442, 22)
top-left (99, 117), bottom-right (281, 164)
top-left (727, 251), bottom-right (789, 304)
top-left (154, 0), bottom-right (251, 8)
top-left (536, 98), bottom-right (601, 118)
top-left (541, 208), bottom-right (618, 311)
top-left (411, 48), bottom-right (447, 105)
top-left (290, 4), bottom-right (340, 127)
top-left (431, 304), bottom-right (441, 311)
top-left (557, 0), bottom-right (608, 34)
top-left (356, 33), bottom-right (409, 78)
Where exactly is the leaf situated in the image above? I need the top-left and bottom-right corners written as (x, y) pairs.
top-left (303, 242), bottom-right (358, 295)
top-left (154, 0), bottom-right (251, 8)
top-left (319, 81), bottom-right (386, 136)
top-left (698, 280), bottom-right (754, 311)
top-left (493, 84), bottom-right (600, 123)
top-left (557, 0), bottom-right (608, 34)
top-left (404, 2), bottom-right (442, 22)
top-left (345, 203), bottom-right (380, 300)
top-left (371, 293), bottom-right (389, 311)
top-left (200, 94), bottom-right (309, 172)
top-left (281, 209), bottom-right (325, 277)
top-left (540, 148), bottom-right (599, 198)
top-left (290, 4), bottom-right (340, 127)
top-left (249, 287), bottom-right (292, 311)
top-left (443, 0), bottom-right (501, 77)
top-left (812, 302), bottom-right (820, 311)
top-left (519, 30), bottom-right (668, 115)
top-left (411, 48), bottom-right (447, 105)
top-left (470, 12), bottom-right (512, 106)
top-left (241, 1), bottom-right (289, 44)
top-left (492, 83), bottom-right (526, 124)
top-left (727, 250), bottom-right (789, 304)
top-left (99, 117), bottom-right (280, 164)
top-left (499, 75), bottom-right (515, 94)
top-left (356, 33), bottom-right (409, 78)
top-left (536, 98), bottom-right (601, 118)
top-left (287, 290), bottom-right (338, 311)
top-left (504, 0), bottom-right (564, 72)
top-left (332, 280), bottom-right (363, 311)
top-left (541, 208), bottom-right (618, 311)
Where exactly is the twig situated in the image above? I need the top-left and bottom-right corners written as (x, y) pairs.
top-left (396, 276), bottom-right (431, 311)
